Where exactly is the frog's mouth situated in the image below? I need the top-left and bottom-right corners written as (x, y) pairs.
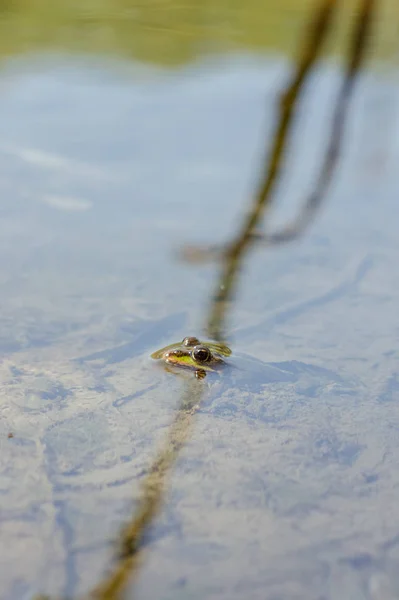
top-left (164, 350), bottom-right (215, 371)
top-left (163, 350), bottom-right (213, 371)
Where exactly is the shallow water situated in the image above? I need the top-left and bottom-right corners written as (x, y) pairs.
top-left (0, 53), bottom-right (399, 599)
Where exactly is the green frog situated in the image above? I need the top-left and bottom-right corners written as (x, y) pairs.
top-left (151, 336), bottom-right (232, 380)
top-left (151, 336), bottom-right (294, 383)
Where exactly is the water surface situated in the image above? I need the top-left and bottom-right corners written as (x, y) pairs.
top-left (0, 53), bottom-right (399, 599)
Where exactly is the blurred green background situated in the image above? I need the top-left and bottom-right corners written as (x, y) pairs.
top-left (0, 0), bottom-right (396, 66)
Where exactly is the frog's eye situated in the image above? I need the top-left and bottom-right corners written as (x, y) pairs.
top-left (183, 336), bottom-right (200, 347)
top-left (192, 345), bottom-right (212, 363)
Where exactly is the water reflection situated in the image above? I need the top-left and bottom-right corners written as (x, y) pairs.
top-left (182, 0), bottom-right (375, 342)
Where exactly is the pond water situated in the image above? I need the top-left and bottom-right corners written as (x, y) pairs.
top-left (0, 52), bottom-right (399, 600)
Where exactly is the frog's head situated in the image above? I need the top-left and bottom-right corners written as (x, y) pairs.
top-left (151, 336), bottom-right (231, 379)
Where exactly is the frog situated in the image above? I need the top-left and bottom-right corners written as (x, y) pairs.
top-left (150, 336), bottom-right (232, 380)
